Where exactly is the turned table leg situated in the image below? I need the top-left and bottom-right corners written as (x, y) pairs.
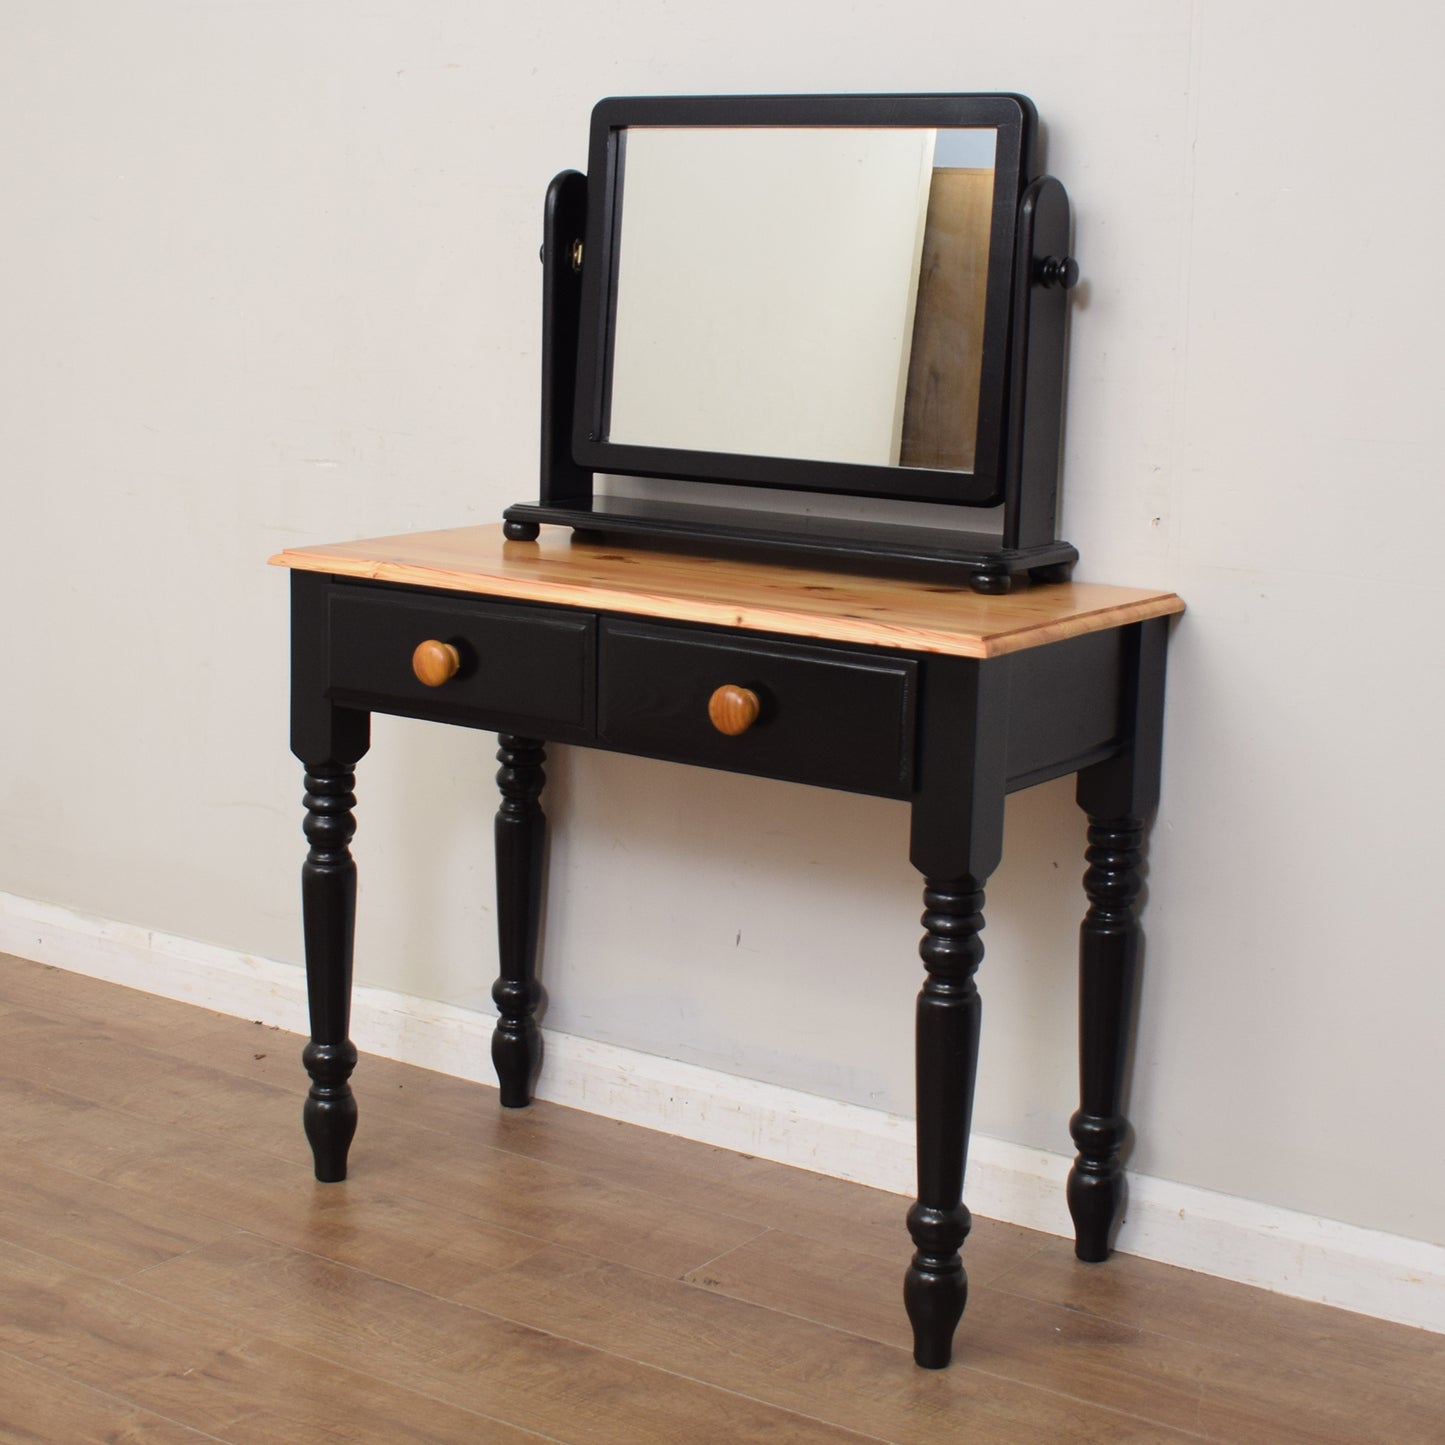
top-left (291, 571), bottom-right (371, 1183)
top-left (1068, 617), bottom-right (1169, 1259)
top-left (905, 876), bottom-right (987, 1369)
top-left (300, 760), bottom-right (362, 1182)
top-left (492, 735), bottom-right (546, 1107)
top-left (1068, 816), bottom-right (1144, 1259)
top-left (905, 655), bottom-right (1009, 1369)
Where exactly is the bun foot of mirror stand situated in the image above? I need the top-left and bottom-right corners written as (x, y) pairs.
top-left (905, 877), bottom-right (986, 1368)
top-left (492, 735), bottom-right (547, 1107)
top-left (300, 762), bottom-right (362, 1182)
top-left (503, 518), bottom-right (541, 541)
top-left (967, 572), bottom-right (1011, 596)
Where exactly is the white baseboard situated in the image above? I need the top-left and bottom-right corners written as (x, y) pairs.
top-left (3, 888), bottom-right (1442, 1336)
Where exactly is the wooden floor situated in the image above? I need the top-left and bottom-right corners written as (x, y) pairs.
top-left (0, 955), bottom-right (1440, 1443)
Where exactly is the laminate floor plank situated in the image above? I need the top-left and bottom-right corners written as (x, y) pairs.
top-left (0, 1145), bottom-right (232, 1282)
top-left (127, 1232), bottom-right (883, 1444)
top-left (49, 966), bottom-right (1033, 1292)
top-left (3, 953), bottom-right (1440, 1444)
top-left (0, 1079), bottom-right (548, 1305)
top-left (0, 963), bottom-right (1048, 1284)
top-left (992, 1242), bottom-right (1445, 1366)
top-left (160, 1006), bottom-right (1051, 1287)
top-left (0, 1011), bottom-right (303, 1160)
top-left (0, 1075), bottom-right (621, 1309)
top-left (0, 1052), bottom-right (767, 1286)
top-left (0, 1350), bottom-right (221, 1444)
top-left (318, 1112), bottom-right (773, 1280)
top-left (0, 1245), bottom-right (552, 1444)
top-left (0, 994), bottom-right (789, 1290)
top-left (0, 962), bottom-right (225, 1034)
top-left (434, 1243), bottom-right (1198, 1443)
top-left (989, 1248), bottom-right (1445, 1437)
top-left (678, 1228), bottom-right (1435, 1444)
top-left (0, 1129), bottom-right (546, 1301)
top-left (446, 1100), bottom-right (1051, 1284)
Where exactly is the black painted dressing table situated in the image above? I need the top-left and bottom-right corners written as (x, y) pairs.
top-left (276, 90), bottom-right (1182, 1368)
top-left (273, 525), bottom-right (1182, 1368)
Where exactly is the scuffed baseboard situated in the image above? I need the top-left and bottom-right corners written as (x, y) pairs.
top-left (2, 888), bottom-right (1441, 1335)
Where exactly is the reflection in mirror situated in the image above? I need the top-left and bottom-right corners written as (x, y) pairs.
top-left (605, 126), bottom-right (997, 474)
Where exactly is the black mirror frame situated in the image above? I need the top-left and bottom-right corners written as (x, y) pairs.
top-left (505, 92), bottom-right (1080, 594)
top-left (572, 93), bottom-right (1034, 507)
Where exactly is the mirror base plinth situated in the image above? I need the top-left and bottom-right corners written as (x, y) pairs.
top-left (502, 497), bottom-right (1077, 588)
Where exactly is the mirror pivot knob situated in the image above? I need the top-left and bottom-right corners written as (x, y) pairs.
top-left (412, 639), bottom-right (461, 687)
top-left (708, 684), bottom-right (761, 736)
top-left (1038, 255), bottom-right (1079, 289)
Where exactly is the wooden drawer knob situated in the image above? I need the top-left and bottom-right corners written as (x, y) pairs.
top-left (412, 639), bottom-right (461, 687)
top-left (708, 684), bottom-right (760, 736)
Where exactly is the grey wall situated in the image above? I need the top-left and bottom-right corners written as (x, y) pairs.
top-left (2, 0), bottom-right (1442, 1248)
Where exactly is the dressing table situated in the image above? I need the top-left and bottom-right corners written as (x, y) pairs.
top-left (274, 93), bottom-right (1183, 1370)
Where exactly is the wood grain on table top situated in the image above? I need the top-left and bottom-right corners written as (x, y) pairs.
top-left (271, 523), bottom-right (1183, 659)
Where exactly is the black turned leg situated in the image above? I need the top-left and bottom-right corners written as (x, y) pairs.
top-left (1068, 817), bottom-right (1144, 1260)
top-left (492, 735), bottom-right (546, 1107)
top-left (905, 877), bottom-right (986, 1369)
top-left (300, 763), bottom-right (360, 1182)
top-left (1068, 617), bottom-right (1169, 1260)
top-left (906, 654), bottom-right (1009, 1370)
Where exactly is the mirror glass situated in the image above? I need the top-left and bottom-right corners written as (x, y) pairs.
top-left (603, 125), bottom-right (997, 474)
top-left (571, 95), bottom-right (1033, 508)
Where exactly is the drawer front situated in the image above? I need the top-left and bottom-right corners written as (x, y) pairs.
top-left (328, 589), bottom-right (595, 739)
top-left (598, 620), bottom-right (917, 798)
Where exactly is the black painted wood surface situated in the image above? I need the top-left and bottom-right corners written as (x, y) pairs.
top-left (1069, 618), bottom-right (1170, 1259)
top-left (289, 571), bottom-right (371, 1184)
top-left (1069, 815), bottom-right (1144, 1259)
top-left (597, 619), bottom-right (918, 798)
top-left (285, 568), bottom-right (1174, 1368)
top-left (327, 586), bottom-right (595, 742)
top-left (300, 763), bottom-right (360, 1182)
top-left (493, 735), bottom-right (547, 1108)
top-left (906, 877), bottom-right (986, 1368)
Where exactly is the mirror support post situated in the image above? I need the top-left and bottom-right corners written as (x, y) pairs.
top-left (540, 169), bottom-right (592, 509)
top-left (1002, 176), bottom-right (1074, 555)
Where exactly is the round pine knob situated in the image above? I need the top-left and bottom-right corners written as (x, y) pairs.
top-left (708, 684), bottom-right (760, 736)
top-left (412, 639), bottom-right (461, 687)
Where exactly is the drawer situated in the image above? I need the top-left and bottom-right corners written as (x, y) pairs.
top-left (327, 588), bottom-right (595, 739)
top-left (598, 620), bottom-right (917, 798)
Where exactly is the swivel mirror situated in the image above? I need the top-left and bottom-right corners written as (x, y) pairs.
top-left (505, 93), bottom-right (1079, 592)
